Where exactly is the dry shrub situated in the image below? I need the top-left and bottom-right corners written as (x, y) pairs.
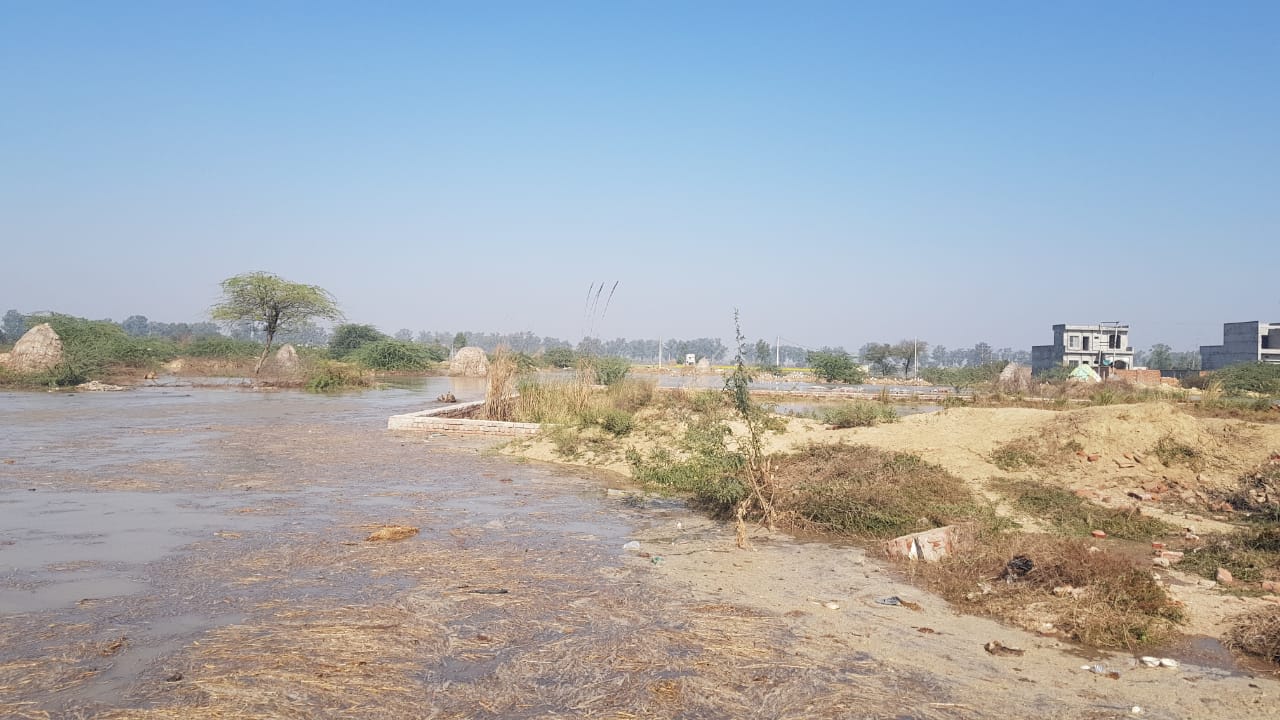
top-left (482, 348), bottom-right (519, 421)
top-left (771, 444), bottom-right (986, 539)
top-left (1224, 606), bottom-right (1280, 665)
top-left (915, 530), bottom-right (1184, 649)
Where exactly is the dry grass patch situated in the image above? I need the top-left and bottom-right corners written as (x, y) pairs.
top-left (772, 443), bottom-right (997, 539)
top-left (915, 530), bottom-right (1184, 649)
top-left (1224, 606), bottom-right (1280, 666)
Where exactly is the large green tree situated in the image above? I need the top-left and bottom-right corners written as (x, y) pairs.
top-left (211, 272), bottom-right (343, 375)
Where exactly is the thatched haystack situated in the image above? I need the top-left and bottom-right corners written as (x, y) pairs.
top-left (274, 343), bottom-right (301, 371)
top-left (3, 323), bottom-right (63, 372)
top-left (997, 362), bottom-right (1033, 394)
top-left (450, 347), bottom-right (489, 377)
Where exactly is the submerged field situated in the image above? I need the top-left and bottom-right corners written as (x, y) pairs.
top-left (1, 381), bottom-right (1278, 719)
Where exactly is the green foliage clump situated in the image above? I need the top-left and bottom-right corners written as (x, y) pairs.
top-left (1207, 363), bottom-right (1280, 397)
top-left (304, 361), bottom-right (373, 391)
top-left (1178, 527), bottom-right (1280, 584)
top-left (921, 361), bottom-right (1009, 387)
top-left (587, 408), bottom-right (635, 436)
top-left (586, 356), bottom-right (631, 386)
top-left (182, 336), bottom-right (262, 358)
top-left (821, 401), bottom-right (898, 428)
top-left (329, 324), bottom-right (386, 358)
top-left (542, 346), bottom-right (577, 368)
top-left (997, 480), bottom-right (1174, 540)
top-left (349, 339), bottom-right (439, 371)
top-left (628, 428), bottom-right (747, 515)
top-left (807, 350), bottom-right (865, 384)
top-left (421, 343), bottom-right (449, 363)
top-left (27, 314), bottom-right (178, 385)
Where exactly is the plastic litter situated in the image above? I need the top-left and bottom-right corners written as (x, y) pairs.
top-left (622, 541), bottom-right (641, 552)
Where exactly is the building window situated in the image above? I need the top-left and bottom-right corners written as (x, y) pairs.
top-left (1109, 334), bottom-right (1121, 349)
top-left (1082, 336), bottom-right (1090, 351)
top-left (1069, 360), bottom-right (1079, 367)
top-left (1068, 335), bottom-right (1078, 349)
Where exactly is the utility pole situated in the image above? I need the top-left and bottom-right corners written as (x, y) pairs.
top-left (775, 335), bottom-right (780, 370)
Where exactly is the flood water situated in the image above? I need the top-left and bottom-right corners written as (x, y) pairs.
top-left (0, 381), bottom-right (665, 715)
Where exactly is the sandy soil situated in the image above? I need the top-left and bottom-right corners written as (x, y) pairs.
top-left (623, 516), bottom-right (1279, 719)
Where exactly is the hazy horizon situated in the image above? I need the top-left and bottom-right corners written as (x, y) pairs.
top-left (3, 3), bottom-right (1276, 353)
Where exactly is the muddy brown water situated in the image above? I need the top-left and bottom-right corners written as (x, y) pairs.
top-left (2, 383), bottom-right (1277, 719)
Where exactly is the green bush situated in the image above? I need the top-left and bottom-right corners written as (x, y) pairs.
top-left (420, 343), bottom-right (449, 363)
top-left (27, 314), bottom-right (178, 385)
top-left (1208, 363), bottom-right (1280, 397)
top-left (588, 408), bottom-right (635, 436)
top-left (586, 356), bottom-right (631, 386)
top-left (821, 401), bottom-right (897, 428)
top-left (807, 350), bottom-right (865, 384)
top-left (329, 324), bottom-right (386, 358)
top-left (628, 402), bottom-right (746, 515)
top-left (921, 362), bottom-right (1009, 387)
top-left (542, 347), bottom-right (577, 368)
top-left (349, 339), bottom-right (438, 371)
top-left (305, 361), bottom-right (373, 391)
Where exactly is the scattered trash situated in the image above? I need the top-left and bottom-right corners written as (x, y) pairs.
top-left (1003, 555), bottom-right (1035, 580)
top-left (1159, 658), bottom-right (1179, 668)
top-left (436, 392), bottom-right (457, 403)
top-left (1131, 706), bottom-right (1143, 715)
top-left (1082, 663), bottom-right (1106, 674)
top-left (873, 595), bottom-right (921, 611)
top-left (822, 601), bottom-right (840, 610)
top-left (1139, 656), bottom-right (1160, 667)
top-left (650, 555), bottom-right (663, 565)
top-left (984, 640), bottom-right (1024, 656)
top-left (165, 672), bottom-right (184, 682)
top-left (1091, 530), bottom-right (1107, 538)
top-left (622, 540), bottom-right (642, 552)
top-left (1217, 567), bottom-right (1235, 586)
top-left (365, 525), bottom-right (419, 542)
top-left (884, 525), bottom-right (957, 562)
top-left (916, 627), bottom-right (936, 634)
top-left (467, 588), bottom-right (509, 595)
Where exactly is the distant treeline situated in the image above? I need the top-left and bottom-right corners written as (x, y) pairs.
top-left (0, 309), bottom-right (1199, 373)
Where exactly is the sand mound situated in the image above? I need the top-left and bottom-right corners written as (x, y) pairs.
top-left (1034, 403), bottom-right (1274, 485)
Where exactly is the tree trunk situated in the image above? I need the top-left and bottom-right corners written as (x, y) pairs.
top-left (254, 333), bottom-right (275, 376)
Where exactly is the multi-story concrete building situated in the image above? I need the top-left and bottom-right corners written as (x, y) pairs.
top-left (1032, 323), bottom-right (1134, 375)
top-left (1200, 321), bottom-right (1280, 370)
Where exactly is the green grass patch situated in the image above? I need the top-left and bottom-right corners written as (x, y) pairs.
top-left (997, 479), bottom-right (1174, 540)
top-left (1178, 527), bottom-right (1280, 584)
top-left (819, 401), bottom-right (898, 428)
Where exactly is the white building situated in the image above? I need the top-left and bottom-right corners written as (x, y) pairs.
top-left (1032, 323), bottom-right (1134, 375)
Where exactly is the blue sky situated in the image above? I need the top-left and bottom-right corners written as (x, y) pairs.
top-left (2, 2), bottom-right (1276, 351)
